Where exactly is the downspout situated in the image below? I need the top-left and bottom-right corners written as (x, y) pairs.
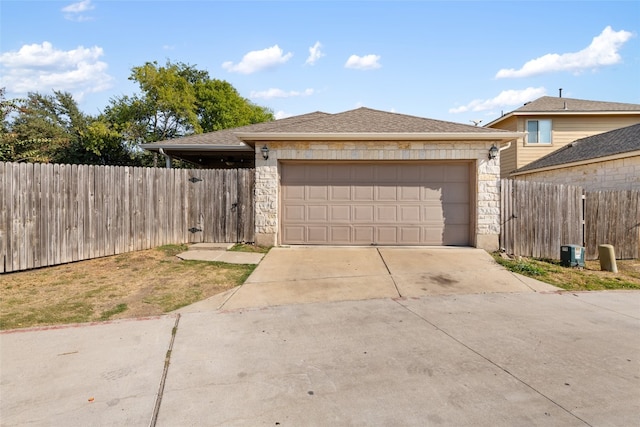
top-left (158, 148), bottom-right (172, 169)
top-left (499, 141), bottom-right (512, 153)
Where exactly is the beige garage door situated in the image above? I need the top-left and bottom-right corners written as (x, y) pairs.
top-left (281, 162), bottom-right (470, 245)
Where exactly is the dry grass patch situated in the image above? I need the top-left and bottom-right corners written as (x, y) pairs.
top-left (493, 253), bottom-right (640, 291)
top-left (0, 245), bottom-right (257, 330)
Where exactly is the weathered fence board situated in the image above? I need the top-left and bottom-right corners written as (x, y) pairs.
top-left (1, 162), bottom-right (255, 273)
top-left (501, 180), bottom-right (639, 260)
top-left (500, 179), bottom-right (584, 260)
top-left (585, 190), bottom-right (640, 260)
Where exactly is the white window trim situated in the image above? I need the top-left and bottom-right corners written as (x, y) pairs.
top-left (525, 119), bottom-right (553, 145)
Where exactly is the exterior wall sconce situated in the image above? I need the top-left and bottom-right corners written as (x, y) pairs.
top-left (488, 145), bottom-right (499, 160)
top-left (261, 145), bottom-right (269, 160)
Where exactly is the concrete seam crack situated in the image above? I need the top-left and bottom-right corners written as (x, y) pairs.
top-left (149, 313), bottom-right (180, 427)
top-left (376, 248), bottom-right (401, 298)
top-left (393, 299), bottom-right (593, 427)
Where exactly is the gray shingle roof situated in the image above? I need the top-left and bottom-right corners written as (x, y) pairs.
top-left (514, 96), bottom-right (640, 113)
top-left (515, 123), bottom-right (640, 173)
top-left (255, 107), bottom-right (503, 133)
top-left (148, 111), bottom-right (331, 147)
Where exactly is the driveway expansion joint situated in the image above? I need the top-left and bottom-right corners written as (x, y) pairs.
top-left (149, 314), bottom-right (180, 427)
top-left (376, 248), bottom-right (402, 298)
top-left (392, 298), bottom-right (595, 427)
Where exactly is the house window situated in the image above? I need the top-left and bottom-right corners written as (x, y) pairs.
top-left (526, 119), bottom-right (552, 144)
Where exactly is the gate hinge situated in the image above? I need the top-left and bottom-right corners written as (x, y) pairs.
top-left (188, 227), bottom-right (202, 233)
top-left (188, 177), bottom-right (202, 183)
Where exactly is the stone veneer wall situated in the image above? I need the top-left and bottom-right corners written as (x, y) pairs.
top-left (254, 140), bottom-right (502, 250)
top-left (514, 156), bottom-right (640, 192)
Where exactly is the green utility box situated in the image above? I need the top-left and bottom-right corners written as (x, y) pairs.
top-left (560, 244), bottom-right (585, 267)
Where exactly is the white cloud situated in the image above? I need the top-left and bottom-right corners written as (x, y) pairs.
top-left (496, 26), bottom-right (633, 78)
top-left (250, 88), bottom-right (314, 100)
top-left (0, 41), bottom-right (113, 100)
top-left (62, 0), bottom-right (95, 21)
top-left (449, 87), bottom-right (547, 114)
top-left (222, 45), bottom-right (293, 74)
top-left (274, 111), bottom-right (292, 120)
top-left (345, 54), bottom-right (381, 70)
top-left (305, 41), bottom-right (325, 65)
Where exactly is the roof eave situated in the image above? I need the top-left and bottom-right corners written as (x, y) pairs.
top-left (486, 110), bottom-right (640, 128)
top-left (235, 132), bottom-right (523, 146)
top-left (141, 144), bottom-right (252, 152)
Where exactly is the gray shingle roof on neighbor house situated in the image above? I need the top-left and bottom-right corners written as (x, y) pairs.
top-left (515, 123), bottom-right (640, 174)
top-left (512, 96), bottom-right (640, 113)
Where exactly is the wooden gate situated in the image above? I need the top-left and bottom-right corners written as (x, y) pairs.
top-left (185, 168), bottom-right (254, 244)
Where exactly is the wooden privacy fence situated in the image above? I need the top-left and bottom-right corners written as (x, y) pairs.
top-left (0, 162), bottom-right (254, 273)
top-left (501, 179), bottom-right (583, 260)
top-left (584, 189), bottom-right (639, 260)
top-left (501, 179), bottom-right (640, 260)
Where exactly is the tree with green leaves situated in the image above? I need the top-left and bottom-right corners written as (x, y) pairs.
top-left (1, 60), bottom-right (274, 166)
top-left (1, 90), bottom-right (141, 165)
top-left (104, 60), bottom-right (274, 145)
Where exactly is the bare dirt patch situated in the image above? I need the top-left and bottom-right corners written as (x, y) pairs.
top-left (0, 245), bottom-right (259, 330)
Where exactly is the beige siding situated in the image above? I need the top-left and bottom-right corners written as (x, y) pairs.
top-left (490, 113), bottom-right (640, 175)
top-left (515, 116), bottom-right (640, 169)
top-left (515, 155), bottom-right (640, 191)
top-left (499, 143), bottom-right (518, 177)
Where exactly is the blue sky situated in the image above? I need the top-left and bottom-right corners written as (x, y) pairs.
top-left (1, 0), bottom-right (639, 125)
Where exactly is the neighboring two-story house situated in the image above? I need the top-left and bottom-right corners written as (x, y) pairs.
top-left (485, 96), bottom-right (640, 178)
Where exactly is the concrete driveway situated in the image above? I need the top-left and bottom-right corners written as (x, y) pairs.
top-left (2, 247), bottom-right (639, 426)
top-left (214, 246), bottom-right (558, 310)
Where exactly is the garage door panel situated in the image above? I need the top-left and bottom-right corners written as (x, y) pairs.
top-left (308, 164), bottom-right (329, 182)
top-left (400, 227), bottom-right (421, 244)
top-left (281, 163), bottom-right (470, 246)
top-left (443, 225), bottom-right (470, 246)
top-left (283, 226), bottom-right (306, 243)
top-left (376, 185), bottom-right (397, 201)
top-left (399, 186), bottom-right (420, 201)
top-left (422, 166), bottom-right (445, 182)
top-left (308, 185), bottom-right (328, 201)
top-left (376, 227), bottom-right (398, 244)
top-left (329, 167), bottom-right (351, 182)
top-left (354, 226), bottom-right (374, 243)
top-left (353, 186), bottom-right (374, 200)
top-left (353, 205), bottom-right (374, 221)
top-left (331, 186), bottom-right (351, 200)
top-left (307, 205), bottom-right (328, 221)
top-left (282, 164), bottom-right (306, 181)
top-left (283, 185), bottom-right (305, 200)
top-left (330, 205), bottom-right (351, 221)
top-left (445, 164), bottom-right (469, 181)
top-left (330, 226), bottom-right (351, 243)
top-left (377, 206), bottom-right (397, 222)
top-left (307, 227), bottom-right (329, 243)
top-left (399, 205), bottom-right (420, 222)
top-left (423, 187), bottom-right (442, 201)
top-left (423, 205), bottom-right (444, 222)
top-left (442, 182), bottom-right (469, 203)
top-left (284, 205), bottom-right (305, 221)
top-left (399, 165), bottom-right (422, 181)
top-left (352, 165), bottom-right (375, 182)
top-left (376, 166), bottom-right (398, 181)
top-left (444, 204), bottom-right (469, 224)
